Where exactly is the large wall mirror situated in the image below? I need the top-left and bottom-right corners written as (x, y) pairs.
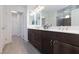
top-left (57, 5), bottom-right (79, 26)
top-left (28, 5), bottom-right (79, 28)
top-left (41, 5), bottom-right (79, 26)
top-left (28, 6), bottom-right (42, 27)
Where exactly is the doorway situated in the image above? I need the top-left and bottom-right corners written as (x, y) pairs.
top-left (11, 11), bottom-right (23, 37)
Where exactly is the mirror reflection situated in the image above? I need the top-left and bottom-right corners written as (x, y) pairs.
top-left (28, 5), bottom-right (79, 28)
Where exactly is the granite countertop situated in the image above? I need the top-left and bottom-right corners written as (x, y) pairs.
top-left (28, 27), bottom-right (79, 34)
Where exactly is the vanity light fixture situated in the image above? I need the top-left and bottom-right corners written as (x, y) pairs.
top-left (30, 11), bottom-right (36, 16)
top-left (10, 11), bottom-right (18, 14)
top-left (34, 6), bottom-right (45, 13)
top-left (65, 15), bottom-right (70, 18)
top-left (30, 6), bottom-right (45, 16)
top-left (10, 11), bottom-right (23, 14)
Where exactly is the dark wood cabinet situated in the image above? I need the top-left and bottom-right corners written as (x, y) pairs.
top-left (28, 29), bottom-right (42, 51)
top-left (28, 29), bottom-right (79, 54)
top-left (53, 40), bottom-right (79, 54)
top-left (42, 31), bottom-right (53, 53)
top-left (54, 40), bottom-right (71, 54)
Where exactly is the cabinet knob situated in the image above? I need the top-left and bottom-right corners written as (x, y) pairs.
top-left (53, 40), bottom-right (56, 45)
top-left (50, 40), bottom-right (52, 42)
top-left (50, 40), bottom-right (53, 46)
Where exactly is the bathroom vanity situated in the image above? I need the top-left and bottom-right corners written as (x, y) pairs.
top-left (28, 28), bottom-right (79, 54)
top-left (28, 5), bottom-right (79, 54)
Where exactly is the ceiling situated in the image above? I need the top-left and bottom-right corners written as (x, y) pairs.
top-left (42, 5), bottom-right (68, 12)
top-left (28, 5), bottom-right (68, 13)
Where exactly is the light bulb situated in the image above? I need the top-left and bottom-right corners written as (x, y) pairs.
top-left (65, 15), bottom-right (70, 18)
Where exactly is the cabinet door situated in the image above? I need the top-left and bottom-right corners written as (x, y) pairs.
top-left (54, 40), bottom-right (79, 54)
top-left (28, 29), bottom-right (34, 42)
top-left (42, 31), bottom-right (53, 54)
top-left (33, 30), bottom-right (42, 51)
top-left (34, 30), bottom-right (41, 43)
top-left (28, 29), bottom-right (42, 51)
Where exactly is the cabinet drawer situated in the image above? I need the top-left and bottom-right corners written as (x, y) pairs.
top-left (55, 32), bottom-right (79, 47)
top-left (54, 40), bottom-right (79, 54)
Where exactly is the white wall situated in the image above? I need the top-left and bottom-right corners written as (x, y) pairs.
top-left (71, 8), bottom-right (79, 26)
top-left (47, 12), bottom-right (57, 26)
top-left (41, 11), bottom-right (57, 26)
top-left (2, 5), bottom-right (27, 41)
top-left (0, 6), bottom-right (12, 53)
top-left (0, 6), bottom-right (5, 53)
top-left (0, 5), bottom-right (28, 53)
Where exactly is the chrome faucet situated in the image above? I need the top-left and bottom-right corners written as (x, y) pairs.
top-left (43, 24), bottom-right (52, 29)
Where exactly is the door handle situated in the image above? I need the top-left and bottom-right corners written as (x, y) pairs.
top-left (2, 27), bottom-right (6, 30)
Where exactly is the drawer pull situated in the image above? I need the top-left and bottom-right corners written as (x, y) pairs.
top-left (50, 40), bottom-right (53, 46)
top-left (53, 40), bottom-right (56, 45)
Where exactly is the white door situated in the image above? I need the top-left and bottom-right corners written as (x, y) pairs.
top-left (0, 6), bottom-right (6, 52)
top-left (11, 13), bottom-right (23, 37)
top-left (0, 6), bottom-right (12, 53)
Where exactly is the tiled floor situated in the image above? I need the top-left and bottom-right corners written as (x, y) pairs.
top-left (2, 35), bottom-right (40, 54)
